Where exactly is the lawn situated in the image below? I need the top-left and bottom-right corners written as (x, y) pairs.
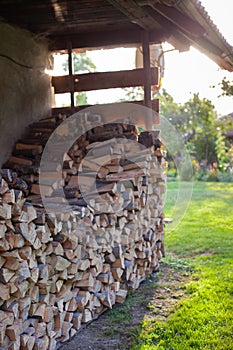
top-left (132, 181), bottom-right (233, 350)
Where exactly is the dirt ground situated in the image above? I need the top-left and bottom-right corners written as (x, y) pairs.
top-left (58, 259), bottom-right (191, 350)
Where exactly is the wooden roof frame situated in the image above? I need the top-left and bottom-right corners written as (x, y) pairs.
top-left (1, 0), bottom-right (233, 129)
top-left (1, 0), bottom-right (232, 71)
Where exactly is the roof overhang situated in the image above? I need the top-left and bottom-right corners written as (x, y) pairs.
top-left (1, 0), bottom-right (233, 71)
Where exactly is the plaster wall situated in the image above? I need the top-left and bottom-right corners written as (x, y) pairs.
top-left (0, 22), bottom-right (51, 166)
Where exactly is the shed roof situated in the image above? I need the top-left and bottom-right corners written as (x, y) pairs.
top-left (1, 0), bottom-right (233, 71)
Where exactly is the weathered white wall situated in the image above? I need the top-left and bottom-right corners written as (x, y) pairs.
top-left (0, 22), bottom-right (51, 166)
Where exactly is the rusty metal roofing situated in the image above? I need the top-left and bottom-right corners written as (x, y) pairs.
top-left (191, 0), bottom-right (232, 51)
top-left (177, 0), bottom-right (233, 70)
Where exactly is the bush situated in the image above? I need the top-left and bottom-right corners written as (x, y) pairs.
top-left (179, 161), bottom-right (194, 181)
top-left (205, 169), bottom-right (219, 182)
top-left (166, 168), bottom-right (177, 179)
top-left (218, 170), bottom-right (233, 182)
top-left (197, 168), bottom-right (233, 182)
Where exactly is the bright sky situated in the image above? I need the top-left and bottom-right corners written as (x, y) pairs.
top-left (54, 0), bottom-right (233, 116)
top-left (162, 0), bottom-right (233, 117)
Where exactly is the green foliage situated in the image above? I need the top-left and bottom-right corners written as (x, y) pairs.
top-left (120, 86), bottom-right (232, 180)
top-left (166, 168), bottom-right (177, 179)
top-left (132, 182), bottom-right (233, 350)
top-left (101, 292), bottom-right (136, 338)
top-left (218, 170), bottom-right (233, 182)
top-left (62, 52), bottom-right (96, 74)
top-left (181, 93), bottom-right (218, 165)
top-left (197, 168), bottom-right (233, 183)
top-left (118, 86), bottom-right (144, 102)
top-left (215, 115), bottom-right (233, 173)
top-left (216, 113), bottom-right (233, 134)
top-left (107, 298), bottom-right (133, 325)
top-left (161, 255), bottom-right (191, 272)
top-left (159, 89), bottom-right (183, 131)
top-left (215, 129), bottom-right (228, 171)
top-left (227, 144), bottom-right (233, 167)
top-left (218, 77), bottom-right (233, 97)
top-left (75, 91), bottom-right (88, 106)
top-left (179, 157), bottom-right (194, 181)
top-left (159, 90), bottom-right (219, 177)
top-left (205, 169), bottom-right (219, 182)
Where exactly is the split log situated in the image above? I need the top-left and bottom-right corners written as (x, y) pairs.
top-left (0, 116), bottom-right (165, 348)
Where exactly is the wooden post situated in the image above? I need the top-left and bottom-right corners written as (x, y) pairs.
top-left (142, 31), bottom-right (153, 131)
top-left (68, 43), bottom-right (75, 112)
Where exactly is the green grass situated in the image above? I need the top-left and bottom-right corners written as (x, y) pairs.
top-left (107, 297), bottom-right (133, 325)
top-left (132, 182), bottom-right (233, 350)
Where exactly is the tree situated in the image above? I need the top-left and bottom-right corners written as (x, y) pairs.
top-left (159, 91), bottom-right (219, 174)
top-left (218, 77), bottom-right (233, 97)
top-left (215, 114), bottom-right (233, 172)
top-left (213, 77), bottom-right (233, 173)
top-left (62, 52), bottom-right (96, 106)
top-left (121, 88), bottom-right (223, 175)
top-left (158, 89), bottom-right (185, 133)
top-left (181, 93), bottom-right (218, 166)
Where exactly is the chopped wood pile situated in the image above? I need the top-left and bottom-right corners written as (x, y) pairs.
top-left (0, 113), bottom-right (166, 349)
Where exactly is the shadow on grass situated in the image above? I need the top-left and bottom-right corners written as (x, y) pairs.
top-left (59, 255), bottom-right (192, 350)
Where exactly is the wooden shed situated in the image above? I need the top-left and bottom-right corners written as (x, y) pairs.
top-left (0, 0), bottom-right (233, 166)
top-left (0, 1), bottom-right (233, 349)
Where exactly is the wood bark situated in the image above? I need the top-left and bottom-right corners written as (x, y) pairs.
top-left (0, 114), bottom-right (165, 348)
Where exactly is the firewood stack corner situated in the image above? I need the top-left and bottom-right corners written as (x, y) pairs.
top-left (0, 112), bottom-right (166, 349)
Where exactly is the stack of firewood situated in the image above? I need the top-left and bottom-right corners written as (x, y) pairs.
top-left (0, 113), bottom-right (166, 349)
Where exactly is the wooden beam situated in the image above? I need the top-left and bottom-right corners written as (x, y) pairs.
top-left (142, 31), bottom-right (152, 109)
top-left (49, 28), bottom-right (167, 51)
top-left (52, 68), bottom-right (159, 94)
top-left (142, 31), bottom-right (153, 131)
top-left (192, 39), bottom-right (233, 71)
top-left (68, 44), bottom-right (75, 111)
top-left (137, 7), bottom-right (191, 52)
top-left (107, 0), bottom-right (159, 30)
top-left (143, 2), bottom-right (205, 36)
top-left (51, 0), bottom-right (67, 22)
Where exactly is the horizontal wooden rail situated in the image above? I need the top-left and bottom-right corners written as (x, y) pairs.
top-left (49, 28), bottom-right (167, 51)
top-left (52, 68), bottom-right (159, 94)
